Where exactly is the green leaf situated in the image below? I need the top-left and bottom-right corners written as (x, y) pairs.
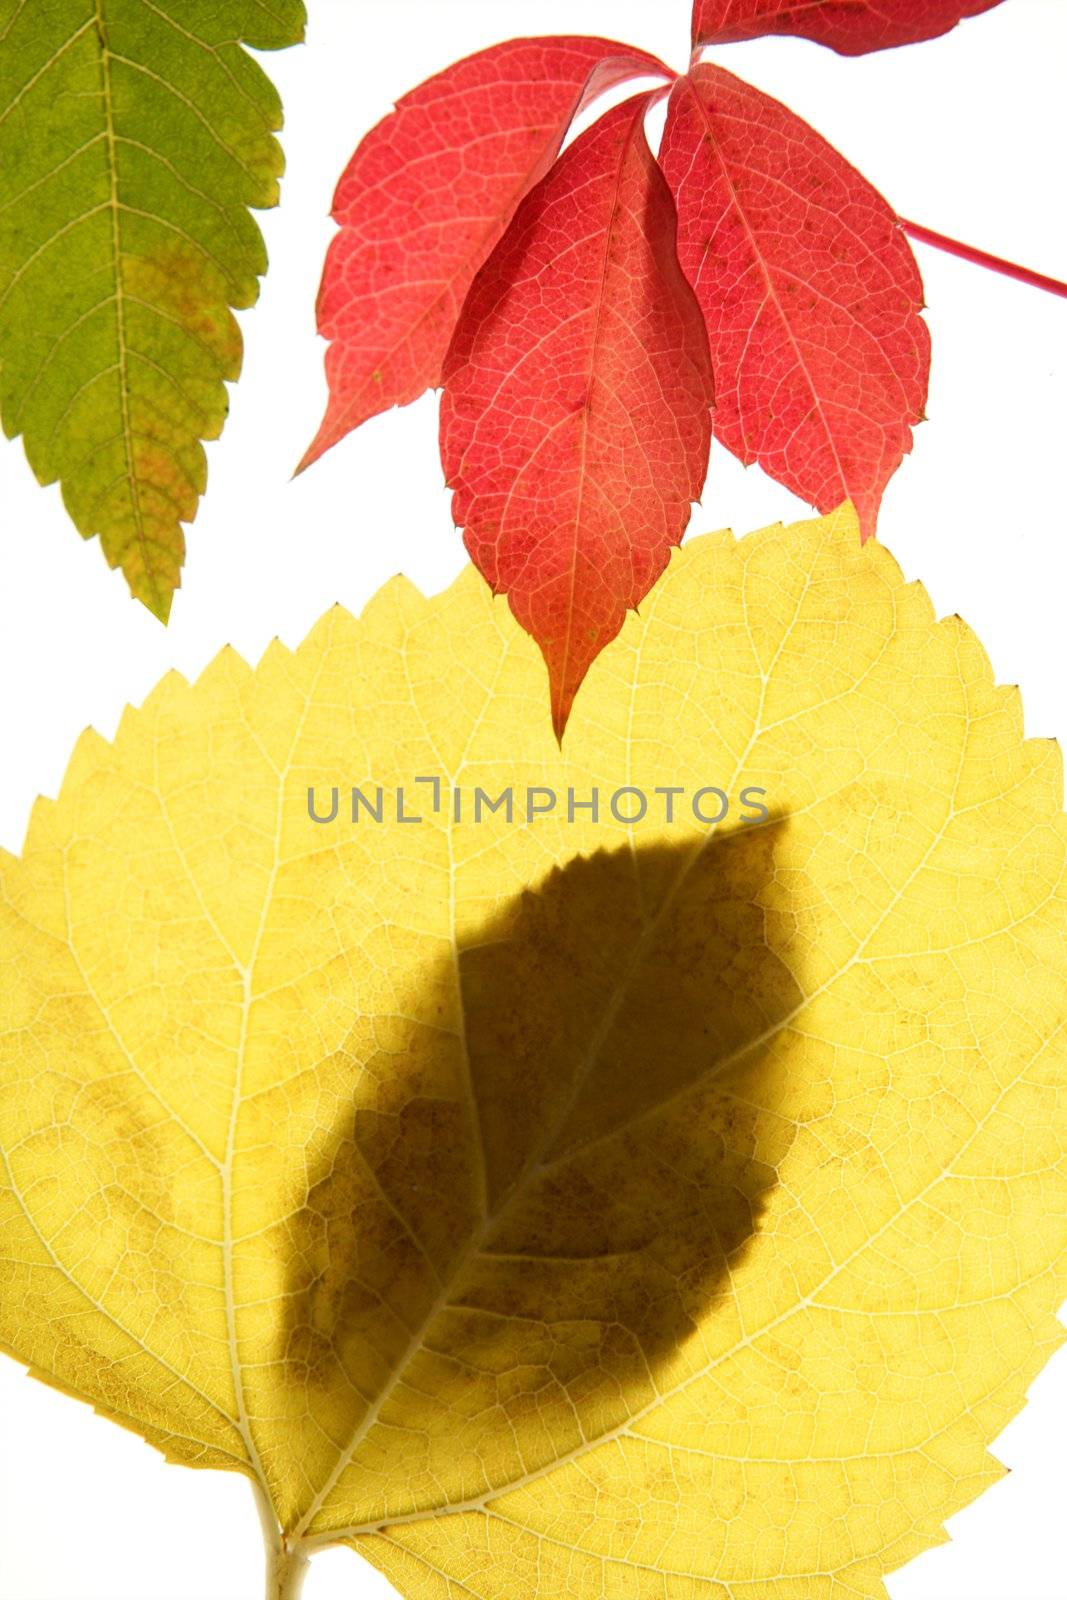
top-left (0, 1), bottom-right (306, 619)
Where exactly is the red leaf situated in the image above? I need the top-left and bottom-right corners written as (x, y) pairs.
top-left (691, 0), bottom-right (1005, 55)
top-left (659, 66), bottom-right (929, 538)
top-left (300, 37), bottom-right (670, 470)
top-left (441, 94), bottom-right (715, 741)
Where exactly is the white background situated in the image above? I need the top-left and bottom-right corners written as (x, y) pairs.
top-left (1, 2), bottom-right (1065, 1596)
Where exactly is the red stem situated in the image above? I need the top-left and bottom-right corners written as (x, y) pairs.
top-left (901, 219), bottom-right (1067, 301)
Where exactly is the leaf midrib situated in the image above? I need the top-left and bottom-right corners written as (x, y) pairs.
top-left (683, 70), bottom-right (854, 502)
top-left (94, 2), bottom-right (158, 605)
top-left (221, 644), bottom-right (334, 1504)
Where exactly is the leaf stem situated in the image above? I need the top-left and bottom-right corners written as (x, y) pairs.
top-left (253, 1478), bottom-right (311, 1600)
top-left (900, 219), bottom-right (1067, 300)
top-left (265, 1541), bottom-right (310, 1600)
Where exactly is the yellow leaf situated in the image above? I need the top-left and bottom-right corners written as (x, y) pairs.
top-left (2, 507), bottom-right (1066, 1600)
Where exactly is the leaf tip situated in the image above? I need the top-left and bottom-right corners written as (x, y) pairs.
top-left (550, 689), bottom-right (574, 747)
top-left (137, 583), bottom-right (174, 625)
top-left (295, 418), bottom-right (336, 477)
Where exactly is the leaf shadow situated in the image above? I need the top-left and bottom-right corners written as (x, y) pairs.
top-left (282, 817), bottom-right (806, 1521)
